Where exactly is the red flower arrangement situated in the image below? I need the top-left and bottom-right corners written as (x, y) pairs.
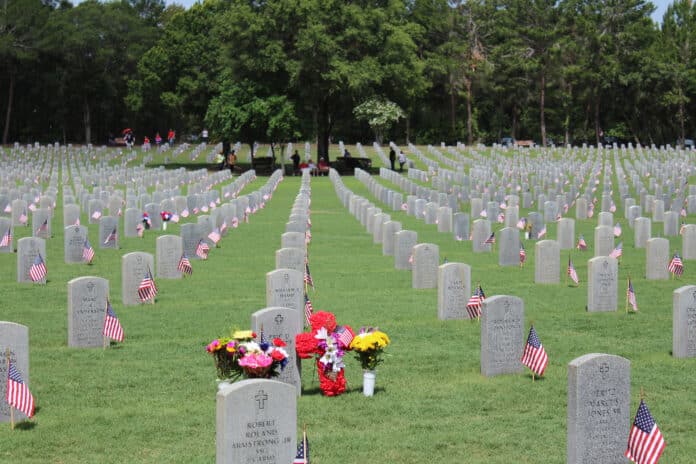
top-left (295, 311), bottom-right (354, 396)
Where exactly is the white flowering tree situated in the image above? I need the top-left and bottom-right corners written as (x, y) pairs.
top-left (353, 98), bottom-right (405, 144)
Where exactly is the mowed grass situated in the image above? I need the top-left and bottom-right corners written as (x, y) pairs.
top-left (0, 148), bottom-right (695, 463)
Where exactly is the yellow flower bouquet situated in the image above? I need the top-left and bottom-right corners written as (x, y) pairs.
top-left (349, 327), bottom-right (390, 371)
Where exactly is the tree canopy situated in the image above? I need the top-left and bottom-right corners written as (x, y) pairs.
top-left (2, 0), bottom-right (695, 149)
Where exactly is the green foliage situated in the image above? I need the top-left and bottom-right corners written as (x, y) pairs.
top-left (353, 97), bottom-right (406, 142)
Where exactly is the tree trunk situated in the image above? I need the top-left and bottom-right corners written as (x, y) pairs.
top-left (2, 71), bottom-right (14, 145)
top-left (512, 104), bottom-right (518, 139)
top-left (539, 71), bottom-right (546, 147)
top-left (316, 98), bottom-right (331, 162)
top-left (594, 92), bottom-right (601, 146)
top-left (678, 90), bottom-right (686, 148)
top-left (405, 115), bottom-right (410, 144)
top-left (83, 99), bottom-right (92, 144)
top-left (449, 78), bottom-right (456, 135)
top-left (465, 78), bottom-right (473, 145)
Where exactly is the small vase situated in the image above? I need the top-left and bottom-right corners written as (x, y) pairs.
top-left (162, 222), bottom-right (167, 231)
top-left (362, 370), bottom-right (376, 397)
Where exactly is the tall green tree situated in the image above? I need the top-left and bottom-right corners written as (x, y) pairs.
top-left (660, 0), bottom-right (696, 146)
top-left (0, 0), bottom-right (51, 144)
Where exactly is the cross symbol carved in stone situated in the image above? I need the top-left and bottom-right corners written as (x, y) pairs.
top-left (255, 390), bottom-right (268, 410)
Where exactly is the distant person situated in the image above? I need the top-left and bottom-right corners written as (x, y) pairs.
top-left (227, 150), bottom-right (237, 174)
top-left (167, 129), bottom-right (175, 146)
top-left (343, 149), bottom-right (351, 158)
top-left (155, 132), bottom-right (162, 146)
top-left (143, 136), bottom-right (151, 151)
top-left (398, 150), bottom-right (406, 172)
top-left (220, 140), bottom-right (231, 170)
top-left (317, 157), bottom-right (329, 175)
top-left (201, 128), bottom-right (209, 144)
top-left (389, 147), bottom-right (396, 170)
top-left (291, 150), bottom-right (300, 175)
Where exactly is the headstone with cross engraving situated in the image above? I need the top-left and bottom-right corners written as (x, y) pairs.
top-left (567, 353), bottom-right (630, 464)
top-left (67, 276), bottom-right (109, 348)
top-left (437, 262), bottom-right (471, 320)
top-left (587, 256), bottom-right (618, 312)
top-left (216, 379), bottom-right (296, 464)
top-left (156, 235), bottom-right (184, 279)
top-left (480, 295), bottom-right (525, 377)
top-left (0, 322), bottom-right (30, 422)
top-left (394, 230), bottom-right (417, 270)
top-left (64, 225), bottom-right (88, 263)
top-left (251, 307), bottom-right (302, 395)
top-left (17, 237), bottom-right (45, 283)
top-left (275, 248), bottom-right (305, 275)
top-left (646, 238), bottom-right (670, 280)
top-left (265, 269), bottom-right (303, 315)
top-left (121, 252), bottom-right (155, 306)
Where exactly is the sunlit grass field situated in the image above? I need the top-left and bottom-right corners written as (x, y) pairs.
top-left (0, 144), bottom-right (694, 463)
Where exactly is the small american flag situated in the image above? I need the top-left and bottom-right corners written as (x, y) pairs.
top-left (335, 325), bottom-right (354, 348)
top-left (609, 242), bottom-right (623, 259)
top-left (610, 202), bottom-right (617, 213)
top-left (681, 207), bottom-right (687, 217)
top-left (231, 217), bottom-right (239, 228)
top-left (74, 218), bottom-right (80, 226)
top-left (483, 232), bottom-right (495, 245)
top-left (83, 238), bottom-right (95, 263)
top-left (91, 210), bottom-right (102, 220)
top-left (104, 227), bottom-right (118, 245)
top-left (293, 429), bottom-right (310, 464)
top-left (521, 325), bottom-right (548, 377)
top-left (3, 204), bottom-right (10, 213)
top-left (304, 293), bottom-right (314, 326)
top-left (627, 278), bottom-right (638, 311)
top-left (6, 361), bottom-right (35, 418)
top-left (614, 222), bottom-right (622, 237)
top-left (103, 299), bottom-right (124, 342)
top-left (304, 262), bottom-right (314, 289)
top-left (577, 235), bottom-right (587, 251)
top-left (0, 227), bottom-right (11, 248)
top-left (136, 223), bottom-right (144, 237)
top-left (177, 253), bottom-right (192, 275)
top-left (29, 253), bottom-right (47, 282)
top-left (497, 213), bottom-right (505, 223)
top-left (516, 218), bottom-right (527, 230)
top-left (479, 209), bottom-right (488, 218)
top-left (208, 228), bottom-right (221, 244)
top-left (36, 218), bottom-right (48, 234)
top-left (137, 271), bottom-right (157, 302)
top-left (195, 239), bottom-right (209, 260)
top-left (466, 285), bottom-right (485, 319)
top-left (220, 221), bottom-right (227, 234)
top-left (181, 208), bottom-right (189, 218)
top-left (537, 225), bottom-right (547, 239)
top-left (519, 245), bottom-right (526, 264)
top-left (170, 213), bottom-right (180, 223)
top-left (19, 210), bottom-right (28, 224)
top-left (668, 253), bottom-right (683, 276)
top-left (625, 400), bottom-right (665, 464)
top-left (568, 257), bottom-right (579, 285)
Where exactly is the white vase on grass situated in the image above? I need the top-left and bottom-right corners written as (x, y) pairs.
top-left (362, 370), bottom-right (376, 397)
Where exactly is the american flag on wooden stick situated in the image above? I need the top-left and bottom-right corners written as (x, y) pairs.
top-left (625, 399), bottom-right (665, 464)
top-left (521, 325), bottom-right (548, 377)
top-left (103, 299), bottom-right (124, 342)
top-left (6, 360), bottom-right (35, 418)
top-left (29, 253), bottom-right (47, 282)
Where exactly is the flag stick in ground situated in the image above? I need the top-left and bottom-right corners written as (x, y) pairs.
top-left (625, 276), bottom-right (630, 314)
top-left (5, 349), bottom-right (14, 430)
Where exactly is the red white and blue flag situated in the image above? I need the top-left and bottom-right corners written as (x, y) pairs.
top-left (304, 262), bottom-right (314, 290)
top-left (195, 239), bottom-right (209, 260)
top-left (304, 293), bottom-right (314, 326)
top-left (83, 238), bottom-right (95, 263)
top-left (0, 227), bottom-right (11, 248)
top-left (137, 271), bottom-right (157, 302)
top-left (103, 299), bottom-right (124, 342)
top-left (521, 325), bottom-right (548, 377)
top-left (519, 245), bottom-right (526, 265)
top-left (178, 253), bottom-right (192, 276)
top-left (466, 285), bottom-right (485, 319)
top-left (6, 360), bottom-right (35, 418)
top-left (577, 234), bottom-right (587, 251)
top-left (610, 242), bottom-right (623, 259)
top-left (568, 257), bottom-right (579, 285)
top-left (625, 400), bottom-right (665, 464)
top-left (627, 278), bottom-right (638, 311)
top-left (293, 429), bottom-right (310, 464)
top-left (668, 253), bottom-right (684, 276)
top-left (29, 253), bottom-right (47, 282)
top-left (103, 227), bottom-right (118, 245)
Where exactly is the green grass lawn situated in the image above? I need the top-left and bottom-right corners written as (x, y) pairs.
top-left (0, 146), bottom-right (694, 463)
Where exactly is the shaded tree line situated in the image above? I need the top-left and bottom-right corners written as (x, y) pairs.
top-left (2, 0), bottom-right (696, 155)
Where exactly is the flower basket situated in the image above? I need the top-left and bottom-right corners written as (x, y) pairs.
top-left (207, 330), bottom-right (288, 385)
